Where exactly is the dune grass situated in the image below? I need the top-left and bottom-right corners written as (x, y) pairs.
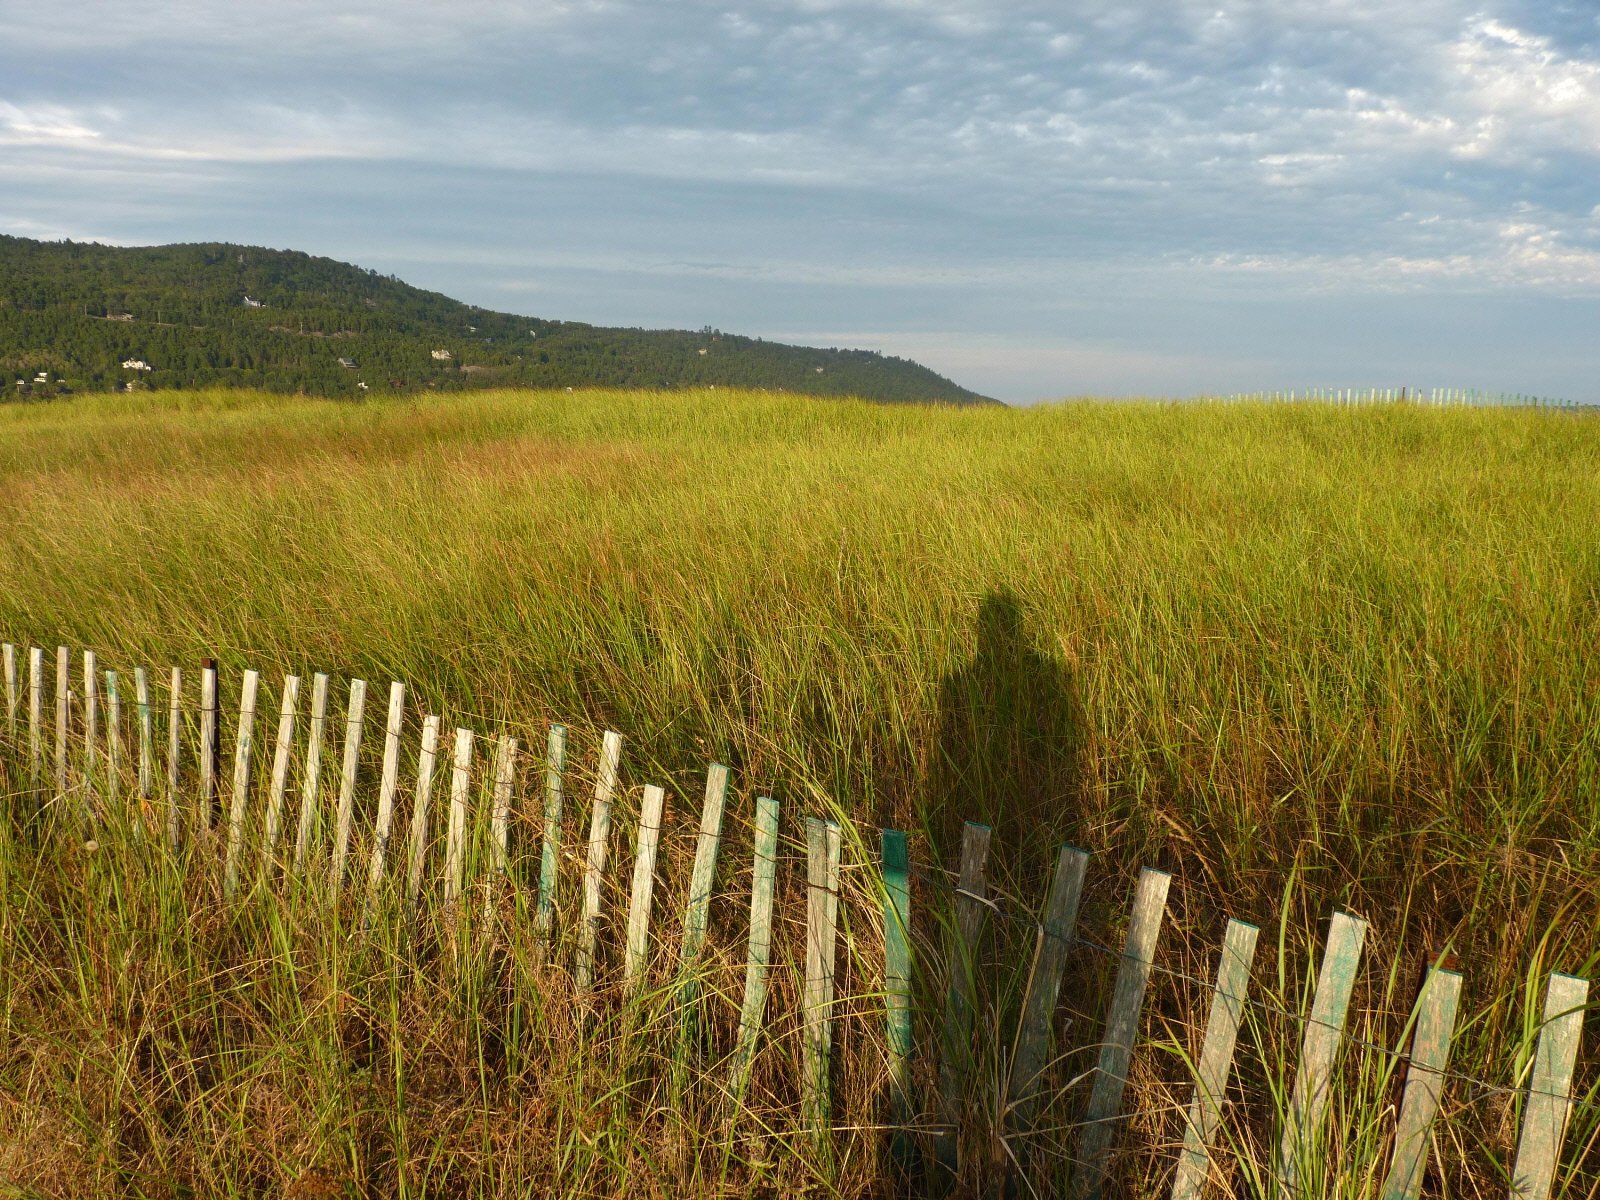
top-left (1, 386), bottom-right (1598, 1197)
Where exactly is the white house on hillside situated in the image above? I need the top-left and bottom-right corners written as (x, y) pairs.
top-left (431, 348), bottom-right (453, 360)
top-left (121, 358), bottom-right (154, 371)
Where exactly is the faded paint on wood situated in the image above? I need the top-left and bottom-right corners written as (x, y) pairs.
top-left (55, 646), bottom-right (68, 797)
top-left (1510, 972), bottom-right (1589, 1200)
top-left (1171, 919), bottom-right (1261, 1200)
top-left (576, 729), bottom-right (624, 994)
top-left (104, 670), bottom-right (122, 810)
top-left (291, 673), bottom-right (330, 873)
top-left (3, 643), bottom-right (15, 741)
top-left (82, 651), bottom-right (99, 799)
top-left (936, 820), bottom-right (993, 1174)
top-left (134, 667), bottom-right (153, 805)
top-left (443, 727), bottom-right (474, 904)
top-left (258, 675), bottom-right (300, 875)
top-left (1379, 966), bottom-right (1462, 1200)
top-left (480, 733), bottom-right (518, 923)
top-left (405, 714), bottom-right (441, 906)
top-left (165, 667), bottom-right (182, 848)
top-left (535, 724), bottom-right (566, 945)
top-left (1007, 845), bottom-right (1091, 1131)
top-left (803, 815), bottom-right (843, 1139)
top-left (623, 782), bottom-right (668, 986)
top-left (199, 660), bottom-right (218, 826)
top-left (881, 828), bottom-right (914, 1149)
top-left (222, 669), bottom-right (260, 898)
top-left (327, 677), bottom-right (368, 891)
top-left (676, 762), bottom-right (729, 994)
top-left (28, 647), bottom-right (43, 791)
top-left (1072, 867), bottom-right (1172, 1200)
top-left (364, 682), bottom-right (407, 902)
top-left (1276, 911), bottom-right (1369, 1194)
top-left (730, 793), bottom-right (779, 1098)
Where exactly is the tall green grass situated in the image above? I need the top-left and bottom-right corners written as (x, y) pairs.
top-left (1, 387), bottom-right (1598, 1196)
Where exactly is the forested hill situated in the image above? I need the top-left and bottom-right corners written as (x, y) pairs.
top-left (0, 237), bottom-right (994, 404)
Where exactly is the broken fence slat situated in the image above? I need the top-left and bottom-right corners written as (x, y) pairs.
top-left (936, 820), bottom-right (993, 1175)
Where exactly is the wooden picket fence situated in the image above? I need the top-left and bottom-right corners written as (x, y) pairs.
top-left (0, 639), bottom-right (1594, 1198)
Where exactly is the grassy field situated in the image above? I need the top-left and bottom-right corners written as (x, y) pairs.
top-left (1, 387), bottom-right (1598, 1197)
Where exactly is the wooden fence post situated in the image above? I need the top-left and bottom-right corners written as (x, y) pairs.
top-left (55, 645), bottom-right (69, 798)
top-left (1379, 965), bottom-right (1462, 1200)
top-left (134, 667), bottom-right (153, 811)
top-left (936, 820), bottom-right (993, 1175)
top-left (443, 727), bottom-right (474, 905)
top-left (1006, 845), bottom-right (1091, 1134)
top-left (623, 783), bottom-right (668, 987)
top-left (200, 659), bottom-right (218, 828)
top-left (535, 724), bottom-right (566, 948)
top-left (291, 673), bottom-right (330, 873)
top-left (1510, 972), bottom-right (1589, 1200)
top-left (730, 794), bottom-right (780, 1100)
top-left (258, 675), bottom-right (300, 875)
top-left (166, 666), bottom-right (182, 849)
top-left (223, 669), bottom-right (260, 898)
top-left (3, 643), bottom-right (15, 742)
top-left (28, 647), bottom-right (43, 792)
top-left (1276, 911), bottom-right (1369, 1194)
top-left (364, 682), bottom-right (407, 905)
top-left (327, 677), bottom-right (368, 891)
top-left (405, 714), bottom-right (441, 908)
top-left (1170, 919), bottom-right (1261, 1200)
top-left (82, 651), bottom-right (98, 802)
top-left (576, 730), bottom-right (623, 995)
top-left (881, 828), bottom-right (914, 1163)
top-left (481, 733), bottom-right (518, 924)
top-left (1071, 867), bottom-right (1172, 1200)
top-left (803, 815), bottom-right (844, 1143)
top-left (675, 762), bottom-right (729, 1002)
top-left (104, 670), bottom-right (122, 811)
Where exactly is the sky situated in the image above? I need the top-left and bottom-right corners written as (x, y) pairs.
top-left (2, 1), bottom-right (1598, 404)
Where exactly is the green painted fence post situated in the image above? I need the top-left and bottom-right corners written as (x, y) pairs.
top-left (882, 828), bottom-right (914, 1166)
top-left (730, 794), bottom-right (780, 1102)
top-left (935, 820), bottom-right (993, 1177)
top-left (535, 724), bottom-right (566, 948)
top-left (1510, 972), bottom-right (1589, 1200)
top-left (1379, 965), bottom-right (1462, 1200)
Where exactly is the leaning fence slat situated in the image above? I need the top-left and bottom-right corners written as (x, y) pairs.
top-left (166, 667), bottom-right (182, 848)
top-left (364, 682), bottom-right (407, 904)
top-left (199, 659), bottom-right (218, 827)
top-left (134, 667), bottom-right (153, 807)
top-left (1072, 867), bottom-right (1172, 1200)
top-left (222, 669), bottom-right (260, 898)
top-left (405, 714), bottom-right (441, 907)
top-left (28, 647), bottom-right (44, 791)
top-left (676, 762), bottom-right (729, 995)
top-left (1510, 972), bottom-right (1589, 1200)
top-left (104, 670), bottom-right (122, 810)
top-left (258, 675), bottom-right (300, 875)
top-left (1379, 965), bottom-right (1463, 1200)
top-left (1276, 911), bottom-right (1369, 1194)
top-left (936, 820), bottom-right (994, 1174)
top-left (1170, 919), bottom-right (1261, 1200)
top-left (82, 651), bottom-right (99, 800)
top-left (291, 673), bottom-right (330, 873)
top-left (882, 828), bottom-right (914, 1155)
top-left (535, 724), bottom-right (566, 947)
top-left (443, 727), bottom-right (474, 905)
top-left (803, 815), bottom-right (843, 1142)
top-left (3, 643), bottom-right (15, 741)
top-left (730, 794), bottom-right (780, 1098)
top-left (1007, 844), bottom-right (1092, 1131)
top-left (576, 729), bottom-right (623, 995)
top-left (480, 734), bottom-right (519, 924)
top-left (327, 677), bottom-right (368, 891)
top-left (623, 783), bottom-right (668, 987)
top-left (55, 646), bottom-right (69, 797)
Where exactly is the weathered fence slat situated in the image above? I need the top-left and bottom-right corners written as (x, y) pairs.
top-left (3, 643), bottom-right (15, 740)
top-left (199, 659), bottom-right (218, 826)
top-left (1072, 867), bottom-right (1173, 1200)
top-left (535, 724), bottom-right (566, 946)
top-left (936, 820), bottom-right (994, 1173)
top-left (1276, 910), bottom-right (1369, 1193)
top-left (1170, 918), bottom-right (1261, 1200)
top-left (1510, 972), bottom-right (1589, 1200)
top-left (258, 675), bottom-right (300, 874)
top-left (623, 782), bottom-right (668, 986)
top-left (364, 682), bottom-right (407, 903)
top-left (576, 729), bottom-right (623, 995)
top-left (443, 727), bottom-right (474, 905)
top-left (803, 815), bottom-right (843, 1141)
top-left (55, 646), bottom-right (69, 796)
top-left (291, 673), bottom-right (330, 872)
top-left (28, 647), bottom-right (43, 790)
top-left (481, 734), bottom-right (518, 923)
top-left (327, 677), bottom-right (368, 891)
top-left (405, 714), bottom-right (441, 907)
top-left (82, 651), bottom-right (99, 800)
top-left (1007, 844), bottom-right (1092, 1134)
top-left (166, 666), bottom-right (181, 848)
top-left (1379, 965), bottom-right (1463, 1200)
top-left (222, 669), bottom-right (260, 897)
top-left (676, 762), bottom-right (729, 995)
top-left (134, 667), bottom-right (153, 807)
top-left (104, 670), bottom-right (122, 810)
top-left (881, 828), bottom-right (914, 1155)
top-left (730, 793), bottom-right (780, 1097)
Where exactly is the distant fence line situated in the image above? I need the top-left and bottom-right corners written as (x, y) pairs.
top-left (1209, 387), bottom-right (1584, 410)
top-left (0, 637), bottom-right (1594, 1198)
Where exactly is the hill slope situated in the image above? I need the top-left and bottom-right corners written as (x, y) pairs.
top-left (0, 236), bottom-right (994, 404)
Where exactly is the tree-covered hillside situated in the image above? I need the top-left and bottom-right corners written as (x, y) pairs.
top-left (0, 236), bottom-right (994, 404)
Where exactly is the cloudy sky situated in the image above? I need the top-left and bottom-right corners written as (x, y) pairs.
top-left (3, 1), bottom-right (1597, 403)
